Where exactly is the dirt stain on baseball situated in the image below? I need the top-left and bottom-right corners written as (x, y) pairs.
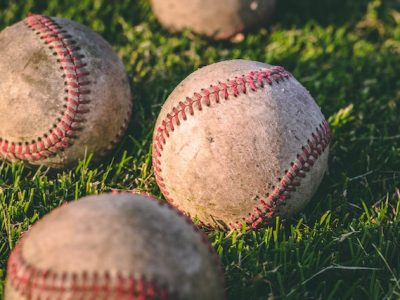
top-left (23, 48), bottom-right (50, 71)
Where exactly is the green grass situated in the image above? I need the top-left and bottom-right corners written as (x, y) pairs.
top-left (0, 0), bottom-right (400, 298)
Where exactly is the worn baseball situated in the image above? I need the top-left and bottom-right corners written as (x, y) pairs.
top-left (150, 0), bottom-right (275, 40)
top-left (0, 14), bottom-right (132, 168)
top-left (5, 193), bottom-right (225, 300)
top-left (153, 60), bottom-right (331, 231)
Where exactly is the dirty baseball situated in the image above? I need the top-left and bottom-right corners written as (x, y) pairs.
top-left (150, 0), bottom-right (276, 40)
top-left (5, 193), bottom-right (225, 300)
top-left (153, 59), bottom-right (331, 230)
top-left (0, 14), bottom-right (132, 168)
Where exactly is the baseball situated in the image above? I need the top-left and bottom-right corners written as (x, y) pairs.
top-left (150, 0), bottom-right (276, 40)
top-left (0, 14), bottom-right (132, 168)
top-left (152, 60), bottom-right (331, 231)
top-left (5, 193), bottom-right (225, 300)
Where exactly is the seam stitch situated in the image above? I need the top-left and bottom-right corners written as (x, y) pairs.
top-left (0, 13), bottom-right (91, 162)
top-left (151, 66), bottom-right (331, 230)
top-left (8, 239), bottom-right (169, 299)
top-left (230, 120), bottom-right (331, 230)
top-left (8, 193), bottom-right (225, 299)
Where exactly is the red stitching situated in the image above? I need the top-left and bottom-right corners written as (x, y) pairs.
top-left (0, 13), bottom-right (91, 161)
top-left (7, 192), bottom-right (225, 299)
top-left (230, 120), bottom-right (331, 230)
top-left (152, 66), bottom-right (331, 230)
top-left (7, 239), bottom-right (170, 299)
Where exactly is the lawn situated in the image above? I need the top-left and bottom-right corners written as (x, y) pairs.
top-left (0, 0), bottom-right (399, 299)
